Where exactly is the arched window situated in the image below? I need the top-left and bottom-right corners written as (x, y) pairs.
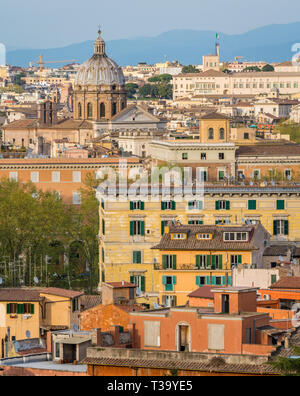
top-left (112, 102), bottom-right (117, 117)
top-left (208, 128), bottom-right (214, 140)
top-left (121, 102), bottom-right (126, 110)
top-left (100, 103), bottom-right (106, 118)
top-left (78, 103), bottom-right (82, 118)
top-left (219, 128), bottom-right (225, 140)
top-left (87, 103), bottom-right (93, 118)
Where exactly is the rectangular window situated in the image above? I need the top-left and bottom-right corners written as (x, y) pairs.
top-left (133, 251), bottom-right (142, 264)
top-left (30, 172), bottom-right (39, 183)
top-left (231, 255), bottom-right (242, 266)
top-left (9, 172), bottom-right (18, 181)
top-left (218, 171), bottom-right (225, 181)
top-left (130, 220), bottom-right (145, 236)
top-left (188, 201), bottom-right (203, 210)
top-left (273, 220), bottom-right (289, 236)
top-left (276, 200), bottom-right (285, 210)
top-left (162, 255), bottom-right (177, 270)
top-left (201, 153), bottom-right (207, 160)
top-left (161, 201), bottom-right (176, 211)
top-left (52, 171), bottom-right (60, 183)
top-left (182, 153), bottom-right (188, 160)
top-left (188, 220), bottom-right (204, 225)
top-left (163, 275), bottom-right (176, 291)
top-left (196, 276), bottom-right (206, 286)
top-left (216, 200), bottom-right (230, 210)
top-left (248, 200), bottom-right (257, 210)
top-left (130, 201), bottom-right (145, 211)
top-left (72, 192), bottom-right (81, 205)
top-left (73, 171), bottom-right (81, 183)
top-left (219, 153), bottom-right (225, 160)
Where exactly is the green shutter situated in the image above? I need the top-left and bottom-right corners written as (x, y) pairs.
top-left (188, 201), bottom-right (193, 210)
top-left (17, 304), bottom-right (24, 314)
top-left (277, 200), bottom-right (285, 210)
top-left (137, 251), bottom-right (142, 264)
top-left (228, 276), bottom-right (232, 286)
top-left (238, 255), bottom-right (242, 264)
top-left (161, 201), bottom-right (165, 211)
top-left (219, 255), bottom-right (223, 269)
top-left (196, 255), bottom-right (200, 269)
top-left (130, 276), bottom-right (135, 284)
top-left (211, 276), bottom-right (216, 286)
top-left (172, 201), bottom-right (176, 210)
top-left (102, 248), bottom-right (105, 263)
top-left (206, 276), bottom-right (211, 285)
top-left (102, 219), bottom-right (105, 235)
top-left (226, 201), bottom-right (230, 210)
top-left (222, 276), bottom-right (226, 285)
top-left (141, 276), bottom-right (145, 292)
top-left (273, 220), bottom-right (278, 236)
top-left (198, 201), bottom-right (203, 210)
top-left (30, 304), bottom-right (34, 315)
top-left (130, 201), bottom-right (134, 211)
top-left (140, 201), bottom-right (145, 211)
top-left (130, 221), bottom-right (134, 236)
top-left (141, 221), bottom-right (145, 236)
top-left (162, 255), bottom-right (167, 269)
top-left (271, 275), bottom-right (277, 285)
top-left (206, 255), bottom-right (211, 268)
top-left (284, 221), bottom-right (289, 236)
top-left (248, 200), bottom-right (256, 210)
top-left (161, 221), bottom-right (166, 236)
top-left (211, 255), bottom-right (216, 270)
top-left (173, 255), bottom-right (177, 270)
top-left (6, 304), bottom-right (11, 314)
top-left (196, 276), bottom-right (200, 286)
top-left (172, 276), bottom-right (177, 285)
top-left (215, 201), bottom-right (220, 210)
top-left (162, 276), bottom-right (167, 285)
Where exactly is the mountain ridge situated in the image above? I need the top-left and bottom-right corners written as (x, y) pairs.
top-left (6, 22), bottom-right (300, 67)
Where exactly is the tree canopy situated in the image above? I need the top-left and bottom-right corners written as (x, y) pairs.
top-left (181, 65), bottom-right (200, 74)
top-left (0, 177), bottom-right (99, 293)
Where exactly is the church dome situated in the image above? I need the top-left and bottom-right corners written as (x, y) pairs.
top-left (75, 30), bottom-right (125, 87)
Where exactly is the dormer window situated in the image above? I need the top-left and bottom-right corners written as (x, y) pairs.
top-left (197, 234), bottom-right (212, 240)
top-left (171, 233), bottom-right (186, 240)
top-left (224, 232), bottom-right (248, 242)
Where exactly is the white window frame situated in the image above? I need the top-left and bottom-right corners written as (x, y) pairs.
top-left (52, 171), bottom-right (60, 183)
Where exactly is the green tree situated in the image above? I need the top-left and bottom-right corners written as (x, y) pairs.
top-left (181, 65), bottom-right (200, 74)
top-left (126, 83), bottom-right (139, 99)
top-left (270, 348), bottom-right (300, 376)
top-left (243, 66), bottom-right (261, 72)
top-left (262, 64), bottom-right (275, 72)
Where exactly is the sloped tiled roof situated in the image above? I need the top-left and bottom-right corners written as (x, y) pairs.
top-left (188, 286), bottom-right (222, 299)
top-left (81, 357), bottom-right (279, 375)
top-left (0, 289), bottom-right (41, 302)
top-left (152, 224), bottom-right (258, 251)
top-left (270, 277), bottom-right (300, 290)
top-left (263, 245), bottom-right (295, 257)
top-left (39, 287), bottom-right (84, 299)
top-left (236, 144), bottom-right (300, 157)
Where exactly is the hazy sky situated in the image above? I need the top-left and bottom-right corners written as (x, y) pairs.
top-left (1, 0), bottom-right (300, 49)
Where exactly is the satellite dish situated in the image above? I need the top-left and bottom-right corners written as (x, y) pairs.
top-left (14, 342), bottom-right (20, 352)
top-left (0, 277), bottom-right (2, 285)
top-left (293, 259), bottom-right (298, 265)
top-left (34, 277), bottom-right (39, 284)
top-left (73, 324), bottom-right (78, 332)
top-left (154, 303), bottom-right (160, 309)
top-left (26, 330), bottom-right (31, 339)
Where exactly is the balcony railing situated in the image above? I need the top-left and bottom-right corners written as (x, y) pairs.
top-left (154, 263), bottom-right (227, 271)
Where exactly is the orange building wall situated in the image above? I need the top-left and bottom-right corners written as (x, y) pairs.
top-left (80, 304), bottom-right (131, 332)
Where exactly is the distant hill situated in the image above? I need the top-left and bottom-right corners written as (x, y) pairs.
top-left (6, 22), bottom-right (300, 67)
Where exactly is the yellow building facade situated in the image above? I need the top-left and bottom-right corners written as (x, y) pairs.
top-left (98, 186), bottom-right (296, 297)
top-left (0, 290), bottom-right (41, 358)
top-left (152, 223), bottom-right (267, 306)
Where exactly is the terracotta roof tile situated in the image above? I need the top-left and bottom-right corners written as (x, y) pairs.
top-left (152, 224), bottom-right (258, 252)
top-left (0, 289), bottom-right (41, 302)
top-left (188, 286), bottom-right (222, 299)
top-left (81, 357), bottom-right (279, 375)
top-left (270, 277), bottom-right (300, 290)
top-left (39, 287), bottom-right (84, 298)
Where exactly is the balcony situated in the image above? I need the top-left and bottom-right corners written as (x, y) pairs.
top-left (154, 263), bottom-right (214, 271)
